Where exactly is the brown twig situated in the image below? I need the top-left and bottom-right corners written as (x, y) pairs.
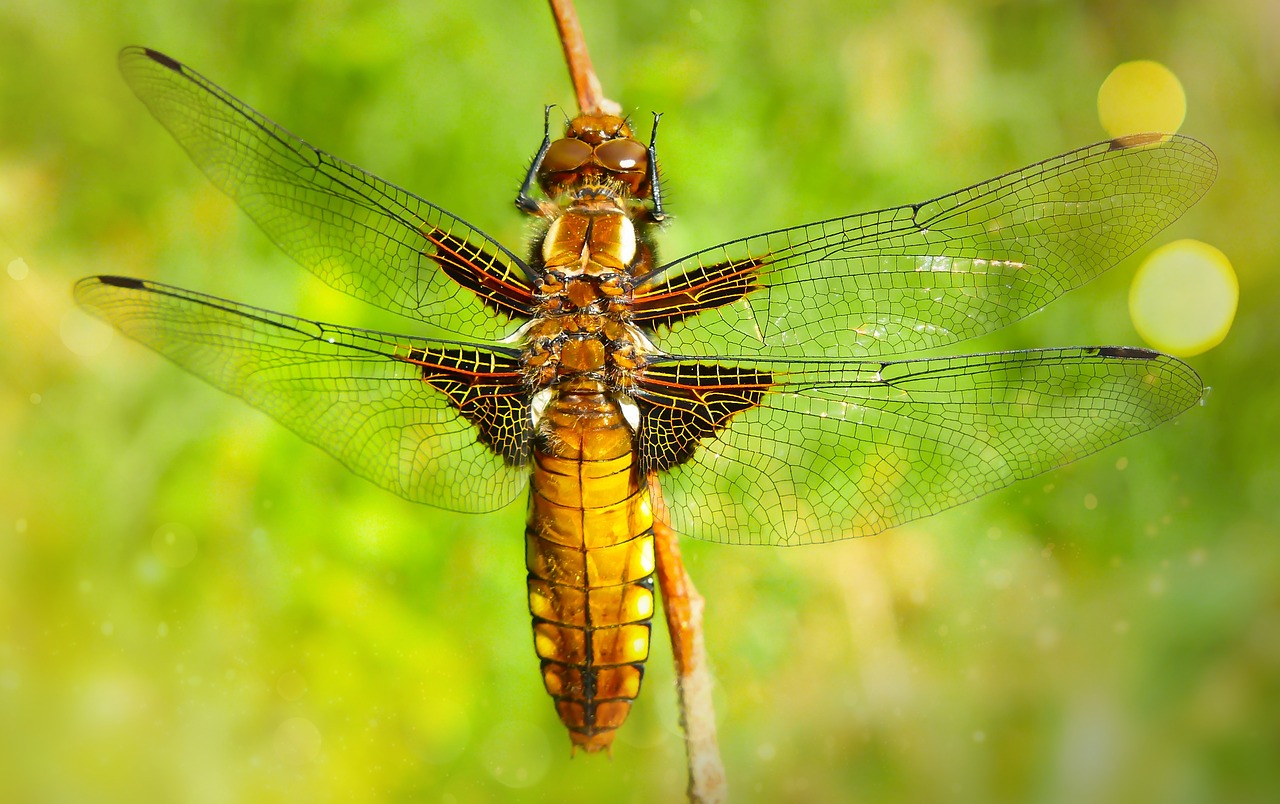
top-left (547, 0), bottom-right (620, 116)
top-left (649, 474), bottom-right (728, 804)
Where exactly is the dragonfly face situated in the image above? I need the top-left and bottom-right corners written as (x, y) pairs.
top-left (77, 47), bottom-right (1216, 752)
top-left (537, 113), bottom-right (653, 200)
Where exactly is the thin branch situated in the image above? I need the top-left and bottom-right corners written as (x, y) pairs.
top-left (546, 0), bottom-right (620, 116)
top-left (649, 474), bottom-right (728, 804)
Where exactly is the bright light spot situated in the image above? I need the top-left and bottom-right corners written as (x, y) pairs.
top-left (100, 621), bottom-right (114, 637)
top-left (972, 730), bottom-right (987, 743)
top-left (7, 257), bottom-right (28, 280)
top-left (986, 567), bottom-right (1012, 590)
top-left (757, 742), bottom-right (777, 761)
top-left (1084, 493), bottom-right (1098, 511)
top-left (81, 673), bottom-right (145, 727)
top-left (274, 717), bottom-right (323, 764)
top-left (60, 309), bottom-right (113, 358)
top-left (1036, 627), bottom-right (1059, 651)
top-left (639, 538), bottom-right (655, 574)
top-left (1129, 239), bottom-right (1237, 357)
top-left (152, 523), bottom-right (198, 568)
top-left (134, 554), bottom-right (163, 584)
top-left (1097, 60), bottom-right (1187, 138)
top-left (632, 590), bottom-right (653, 619)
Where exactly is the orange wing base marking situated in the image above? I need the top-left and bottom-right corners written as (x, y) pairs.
top-left (396, 344), bottom-right (529, 463)
top-left (634, 257), bottom-right (766, 329)
top-left (423, 228), bottom-right (535, 320)
top-left (636, 363), bottom-right (773, 470)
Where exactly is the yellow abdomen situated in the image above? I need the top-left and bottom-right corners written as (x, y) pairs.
top-left (526, 386), bottom-right (655, 753)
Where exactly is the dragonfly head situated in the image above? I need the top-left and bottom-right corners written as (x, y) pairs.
top-left (538, 113), bottom-right (651, 199)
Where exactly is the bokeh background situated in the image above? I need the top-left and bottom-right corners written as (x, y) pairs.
top-left (2, 0), bottom-right (1277, 801)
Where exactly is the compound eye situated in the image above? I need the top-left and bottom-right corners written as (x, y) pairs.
top-left (541, 138), bottom-right (593, 174)
top-left (595, 139), bottom-right (648, 173)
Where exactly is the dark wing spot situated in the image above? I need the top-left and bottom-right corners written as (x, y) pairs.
top-left (636, 362), bottom-right (773, 471)
top-left (425, 228), bottom-right (534, 321)
top-left (1109, 132), bottom-right (1168, 150)
top-left (1096, 346), bottom-right (1161, 360)
top-left (142, 48), bottom-right (183, 72)
top-left (396, 345), bottom-right (530, 463)
top-left (96, 275), bottom-right (149, 290)
top-left (634, 257), bottom-right (766, 330)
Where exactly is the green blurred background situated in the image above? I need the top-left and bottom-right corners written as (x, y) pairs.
top-left (2, 0), bottom-right (1277, 801)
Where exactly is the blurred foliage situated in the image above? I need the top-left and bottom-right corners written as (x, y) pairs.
top-left (2, 0), bottom-right (1278, 801)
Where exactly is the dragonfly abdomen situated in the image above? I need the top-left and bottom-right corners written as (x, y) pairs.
top-left (525, 382), bottom-right (655, 753)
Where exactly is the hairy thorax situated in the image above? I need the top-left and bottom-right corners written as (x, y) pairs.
top-left (521, 184), bottom-right (652, 392)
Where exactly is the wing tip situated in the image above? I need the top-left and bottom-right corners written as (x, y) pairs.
top-left (1091, 345), bottom-right (1206, 413)
top-left (73, 275), bottom-right (146, 313)
top-left (1107, 131), bottom-right (1218, 181)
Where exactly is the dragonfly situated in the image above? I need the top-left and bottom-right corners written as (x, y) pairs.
top-left (77, 47), bottom-right (1216, 753)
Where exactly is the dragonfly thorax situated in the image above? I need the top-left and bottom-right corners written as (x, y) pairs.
top-left (521, 311), bottom-right (648, 389)
top-left (523, 194), bottom-right (651, 389)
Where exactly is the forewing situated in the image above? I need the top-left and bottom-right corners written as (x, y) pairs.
top-left (76, 276), bottom-right (530, 513)
top-left (641, 348), bottom-right (1203, 545)
top-left (119, 47), bottom-right (534, 339)
top-left (641, 135), bottom-right (1216, 357)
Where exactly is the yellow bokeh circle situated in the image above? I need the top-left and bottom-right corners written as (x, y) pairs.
top-left (1098, 60), bottom-right (1187, 138)
top-left (1129, 239), bottom-right (1236, 357)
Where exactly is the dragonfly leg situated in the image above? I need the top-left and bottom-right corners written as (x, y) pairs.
top-left (647, 112), bottom-right (666, 222)
top-left (516, 105), bottom-right (555, 214)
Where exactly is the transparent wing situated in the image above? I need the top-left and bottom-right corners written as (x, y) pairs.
top-left (119, 47), bottom-right (534, 340)
top-left (76, 275), bottom-right (530, 513)
top-left (640, 348), bottom-right (1203, 545)
top-left (640, 135), bottom-right (1216, 358)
